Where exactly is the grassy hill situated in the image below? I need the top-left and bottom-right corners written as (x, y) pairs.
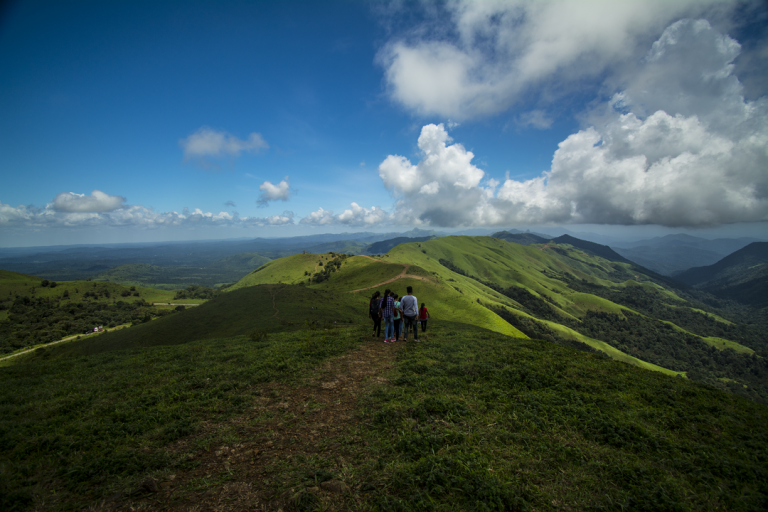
top-left (2, 237), bottom-right (768, 510)
top-left (491, 230), bottom-right (549, 245)
top-left (17, 236), bottom-right (764, 401)
top-left (2, 321), bottom-right (767, 511)
top-left (35, 284), bottom-right (362, 359)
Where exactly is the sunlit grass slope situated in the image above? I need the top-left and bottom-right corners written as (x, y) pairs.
top-left (28, 284), bottom-right (364, 360)
top-left (227, 253), bottom-right (319, 289)
top-left (384, 237), bottom-right (753, 371)
top-left (222, 239), bottom-right (691, 370)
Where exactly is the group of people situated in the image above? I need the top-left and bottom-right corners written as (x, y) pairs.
top-left (368, 285), bottom-right (429, 343)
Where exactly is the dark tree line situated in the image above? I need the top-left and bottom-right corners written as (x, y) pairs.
top-left (173, 285), bottom-right (220, 300)
top-left (0, 296), bottom-right (170, 354)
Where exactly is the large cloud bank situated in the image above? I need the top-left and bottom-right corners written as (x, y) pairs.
top-left (377, 19), bottom-right (768, 228)
top-left (378, 0), bottom-right (727, 120)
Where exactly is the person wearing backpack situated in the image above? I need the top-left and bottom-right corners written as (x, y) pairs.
top-left (379, 288), bottom-right (396, 343)
top-left (401, 286), bottom-right (419, 342)
top-left (369, 291), bottom-right (382, 338)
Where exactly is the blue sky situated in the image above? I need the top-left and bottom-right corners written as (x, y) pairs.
top-left (1, 0), bottom-right (767, 247)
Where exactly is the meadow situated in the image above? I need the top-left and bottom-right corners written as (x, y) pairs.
top-left (2, 322), bottom-right (766, 511)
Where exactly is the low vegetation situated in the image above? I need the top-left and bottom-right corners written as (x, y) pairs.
top-left (1, 236), bottom-right (766, 510)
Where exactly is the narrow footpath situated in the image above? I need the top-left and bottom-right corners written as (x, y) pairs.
top-left (118, 336), bottom-right (402, 512)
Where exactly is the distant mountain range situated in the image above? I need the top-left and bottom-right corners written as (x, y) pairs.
top-left (610, 234), bottom-right (764, 276)
top-left (674, 242), bottom-right (768, 308)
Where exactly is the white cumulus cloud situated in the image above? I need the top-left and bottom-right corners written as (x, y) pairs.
top-left (378, 0), bottom-right (728, 120)
top-left (300, 203), bottom-right (389, 226)
top-left (257, 177), bottom-right (292, 207)
top-left (376, 20), bottom-right (768, 228)
top-left (52, 190), bottom-right (126, 213)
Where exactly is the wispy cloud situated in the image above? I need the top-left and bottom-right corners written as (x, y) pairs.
top-left (51, 190), bottom-right (126, 213)
top-left (180, 127), bottom-right (268, 169)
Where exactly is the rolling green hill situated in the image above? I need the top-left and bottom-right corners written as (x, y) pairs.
top-left (215, 236), bottom-right (767, 402)
top-left (11, 235), bottom-right (767, 399)
top-left (35, 284), bottom-right (362, 359)
top-left (2, 237), bottom-right (767, 511)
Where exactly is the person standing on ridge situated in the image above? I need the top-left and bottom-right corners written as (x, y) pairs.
top-left (393, 293), bottom-right (402, 342)
top-left (369, 291), bottom-right (381, 339)
top-left (401, 285), bottom-right (419, 342)
top-left (379, 288), bottom-right (396, 343)
top-left (419, 302), bottom-right (430, 333)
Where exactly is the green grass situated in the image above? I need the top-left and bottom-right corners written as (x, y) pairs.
top-left (219, 237), bottom-right (754, 376)
top-left (351, 323), bottom-right (768, 511)
top-left (0, 326), bottom-right (367, 511)
top-left (227, 253), bottom-right (319, 290)
top-left (30, 284), bottom-right (365, 360)
top-left (702, 336), bottom-right (755, 354)
top-left (313, 257), bottom-right (404, 292)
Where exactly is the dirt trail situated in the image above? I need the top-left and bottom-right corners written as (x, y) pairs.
top-left (348, 255), bottom-right (432, 293)
top-left (117, 336), bottom-right (401, 512)
top-left (0, 326), bottom-right (129, 362)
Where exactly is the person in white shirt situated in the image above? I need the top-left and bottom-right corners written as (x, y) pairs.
top-left (400, 286), bottom-right (419, 342)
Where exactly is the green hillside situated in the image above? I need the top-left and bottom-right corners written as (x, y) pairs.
top-left (32, 284), bottom-right (363, 360)
top-left (216, 237), bottom-right (767, 402)
top-left (2, 237), bottom-right (767, 511)
top-left (2, 322), bottom-right (767, 511)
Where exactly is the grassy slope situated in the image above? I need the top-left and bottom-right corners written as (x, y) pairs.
top-left (384, 238), bottom-right (680, 372)
top-left (227, 253), bottom-right (319, 289)
top-left (3, 323), bottom-right (766, 511)
top-left (388, 237), bottom-right (759, 373)
top-left (0, 327), bottom-right (366, 511)
top-left (219, 239), bottom-right (690, 374)
top-left (30, 284), bottom-right (364, 360)
top-left (358, 324), bottom-right (768, 511)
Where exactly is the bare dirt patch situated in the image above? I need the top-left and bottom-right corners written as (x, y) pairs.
top-left (104, 337), bottom-right (400, 511)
